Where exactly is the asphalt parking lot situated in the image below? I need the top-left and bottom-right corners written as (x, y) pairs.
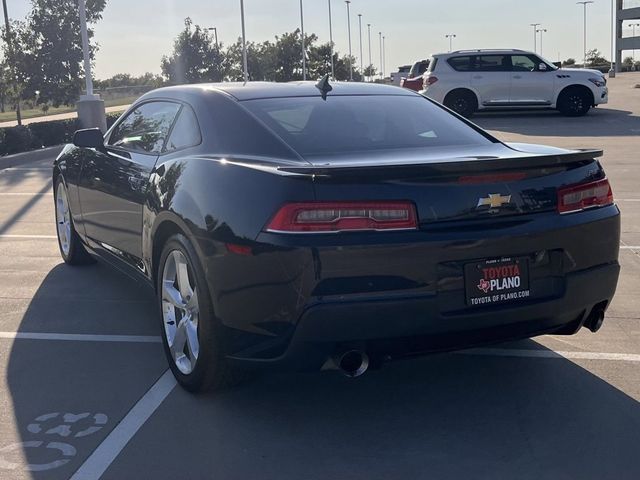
top-left (1, 74), bottom-right (639, 480)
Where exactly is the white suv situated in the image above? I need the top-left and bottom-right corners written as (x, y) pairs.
top-left (420, 49), bottom-right (608, 117)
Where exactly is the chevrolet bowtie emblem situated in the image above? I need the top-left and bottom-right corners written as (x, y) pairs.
top-left (477, 193), bottom-right (512, 209)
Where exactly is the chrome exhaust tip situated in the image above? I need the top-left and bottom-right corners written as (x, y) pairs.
top-left (334, 350), bottom-right (369, 378)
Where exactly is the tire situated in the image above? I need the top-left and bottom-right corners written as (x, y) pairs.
top-left (54, 176), bottom-right (94, 265)
top-left (557, 87), bottom-right (592, 116)
top-left (444, 90), bottom-right (478, 118)
top-left (157, 234), bottom-right (237, 393)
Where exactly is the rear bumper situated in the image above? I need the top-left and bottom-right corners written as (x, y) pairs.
top-left (228, 261), bottom-right (620, 371)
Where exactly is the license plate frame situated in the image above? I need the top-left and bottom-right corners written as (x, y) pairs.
top-left (464, 257), bottom-right (531, 307)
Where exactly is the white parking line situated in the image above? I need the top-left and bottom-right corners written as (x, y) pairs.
top-left (0, 193), bottom-right (52, 196)
top-left (0, 234), bottom-right (57, 239)
top-left (458, 348), bottom-right (640, 362)
top-left (0, 332), bottom-right (162, 343)
top-left (69, 370), bottom-right (176, 480)
top-left (620, 246), bottom-right (640, 250)
top-left (0, 167), bottom-right (51, 171)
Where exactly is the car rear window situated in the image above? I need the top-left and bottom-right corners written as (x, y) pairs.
top-left (242, 95), bottom-right (493, 156)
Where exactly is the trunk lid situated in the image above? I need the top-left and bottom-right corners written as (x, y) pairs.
top-left (279, 143), bottom-right (604, 226)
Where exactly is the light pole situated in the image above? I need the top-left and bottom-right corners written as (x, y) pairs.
top-left (382, 35), bottom-right (386, 81)
top-left (445, 34), bottom-right (456, 52)
top-left (609, 0), bottom-right (615, 76)
top-left (76, 0), bottom-right (106, 131)
top-left (2, 0), bottom-right (21, 125)
top-left (632, 23), bottom-right (640, 64)
top-left (300, 0), bottom-right (306, 80)
top-left (358, 14), bottom-right (363, 80)
top-left (207, 27), bottom-right (218, 48)
top-left (530, 23), bottom-right (540, 52)
top-left (345, 1), bottom-right (353, 81)
top-left (537, 28), bottom-right (547, 57)
top-left (577, 1), bottom-right (594, 68)
top-left (379, 31), bottom-right (383, 79)
top-left (367, 23), bottom-right (372, 81)
top-left (240, 0), bottom-right (248, 82)
top-left (328, 0), bottom-right (335, 79)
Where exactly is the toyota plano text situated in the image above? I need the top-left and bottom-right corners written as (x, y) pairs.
top-left (53, 81), bottom-right (620, 392)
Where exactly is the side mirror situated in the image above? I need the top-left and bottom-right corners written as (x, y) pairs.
top-left (73, 128), bottom-right (104, 149)
top-left (538, 63), bottom-right (548, 71)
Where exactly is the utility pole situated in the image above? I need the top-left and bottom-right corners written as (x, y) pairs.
top-left (300, 0), bottom-right (306, 80)
top-left (345, 1), bottom-right (353, 81)
top-left (2, 0), bottom-right (21, 125)
top-left (577, 1), bottom-right (594, 68)
top-left (357, 14), bottom-right (363, 80)
top-left (609, 0), bottom-right (615, 77)
top-left (328, 0), bottom-right (335, 79)
top-left (445, 34), bottom-right (456, 52)
top-left (240, 0), bottom-right (248, 82)
top-left (367, 23), bottom-right (372, 82)
top-left (530, 23), bottom-right (541, 53)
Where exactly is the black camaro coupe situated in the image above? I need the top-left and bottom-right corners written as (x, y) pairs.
top-left (54, 81), bottom-right (620, 391)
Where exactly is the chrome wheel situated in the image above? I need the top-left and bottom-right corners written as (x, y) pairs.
top-left (161, 250), bottom-right (200, 375)
top-left (56, 181), bottom-right (72, 256)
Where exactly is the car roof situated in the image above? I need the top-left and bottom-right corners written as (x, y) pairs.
top-left (142, 81), bottom-right (415, 102)
top-left (433, 49), bottom-right (533, 57)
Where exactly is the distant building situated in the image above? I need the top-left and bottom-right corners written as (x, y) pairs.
top-left (616, 0), bottom-right (640, 71)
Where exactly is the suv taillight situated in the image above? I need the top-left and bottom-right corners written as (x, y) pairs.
top-left (265, 201), bottom-right (418, 233)
top-left (557, 178), bottom-right (613, 214)
top-left (423, 76), bottom-right (438, 89)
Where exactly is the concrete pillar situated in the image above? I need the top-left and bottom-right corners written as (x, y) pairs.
top-left (77, 94), bottom-right (107, 133)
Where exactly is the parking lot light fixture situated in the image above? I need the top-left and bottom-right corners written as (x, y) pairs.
top-left (367, 23), bottom-right (372, 81)
top-left (530, 23), bottom-right (541, 52)
top-left (358, 14), bottom-right (364, 80)
top-left (537, 28), bottom-right (548, 57)
top-left (345, 1), bottom-right (353, 81)
top-left (379, 31), bottom-right (383, 79)
top-left (445, 33), bottom-right (456, 53)
top-left (207, 27), bottom-right (218, 48)
top-left (300, 0), bottom-right (306, 80)
top-left (240, 0), bottom-right (248, 82)
top-left (328, 0), bottom-right (335, 79)
top-left (632, 23), bottom-right (640, 63)
top-left (577, 1), bottom-right (594, 68)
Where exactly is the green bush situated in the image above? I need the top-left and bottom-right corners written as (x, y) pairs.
top-left (0, 111), bottom-right (125, 157)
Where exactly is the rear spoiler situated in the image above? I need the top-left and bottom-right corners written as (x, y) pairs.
top-left (276, 149), bottom-right (603, 177)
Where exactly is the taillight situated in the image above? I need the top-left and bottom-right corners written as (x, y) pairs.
top-left (557, 178), bottom-right (613, 214)
top-left (265, 201), bottom-right (418, 233)
top-left (423, 76), bottom-right (438, 88)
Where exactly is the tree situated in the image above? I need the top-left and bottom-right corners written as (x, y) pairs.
top-left (11, 0), bottom-right (108, 107)
top-left (562, 58), bottom-right (576, 67)
top-left (363, 64), bottom-right (377, 80)
top-left (585, 49), bottom-right (607, 67)
top-left (161, 18), bottom-right (225, 84)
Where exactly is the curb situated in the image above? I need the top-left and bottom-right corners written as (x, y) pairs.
top-left (0, 146), bottom-right (64, 171)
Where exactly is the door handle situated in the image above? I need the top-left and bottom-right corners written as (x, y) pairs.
top-left (513, 75), bottom-right (522, 79)
top-left (473, 75), bottom-right (483, 79)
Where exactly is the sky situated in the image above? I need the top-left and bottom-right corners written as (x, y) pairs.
top-left (5, 0), bottom-right (638, 80)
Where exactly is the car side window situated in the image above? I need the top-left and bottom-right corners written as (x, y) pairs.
top-left (475, 55), bottom-right (510, 72)
top-left (447, 56), bottom-right (474, 72)
top-left (511, 55), bottom-right (537, 72)
top-left (108, 101), bottom-right (181, 154)
top-left (164, 105), bottom-right (202, 152)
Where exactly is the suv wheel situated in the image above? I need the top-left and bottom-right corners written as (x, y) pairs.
top-left (558, 88), bottom-right (592, 116)
top-left (444, 90), bottom-right (478, 118)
